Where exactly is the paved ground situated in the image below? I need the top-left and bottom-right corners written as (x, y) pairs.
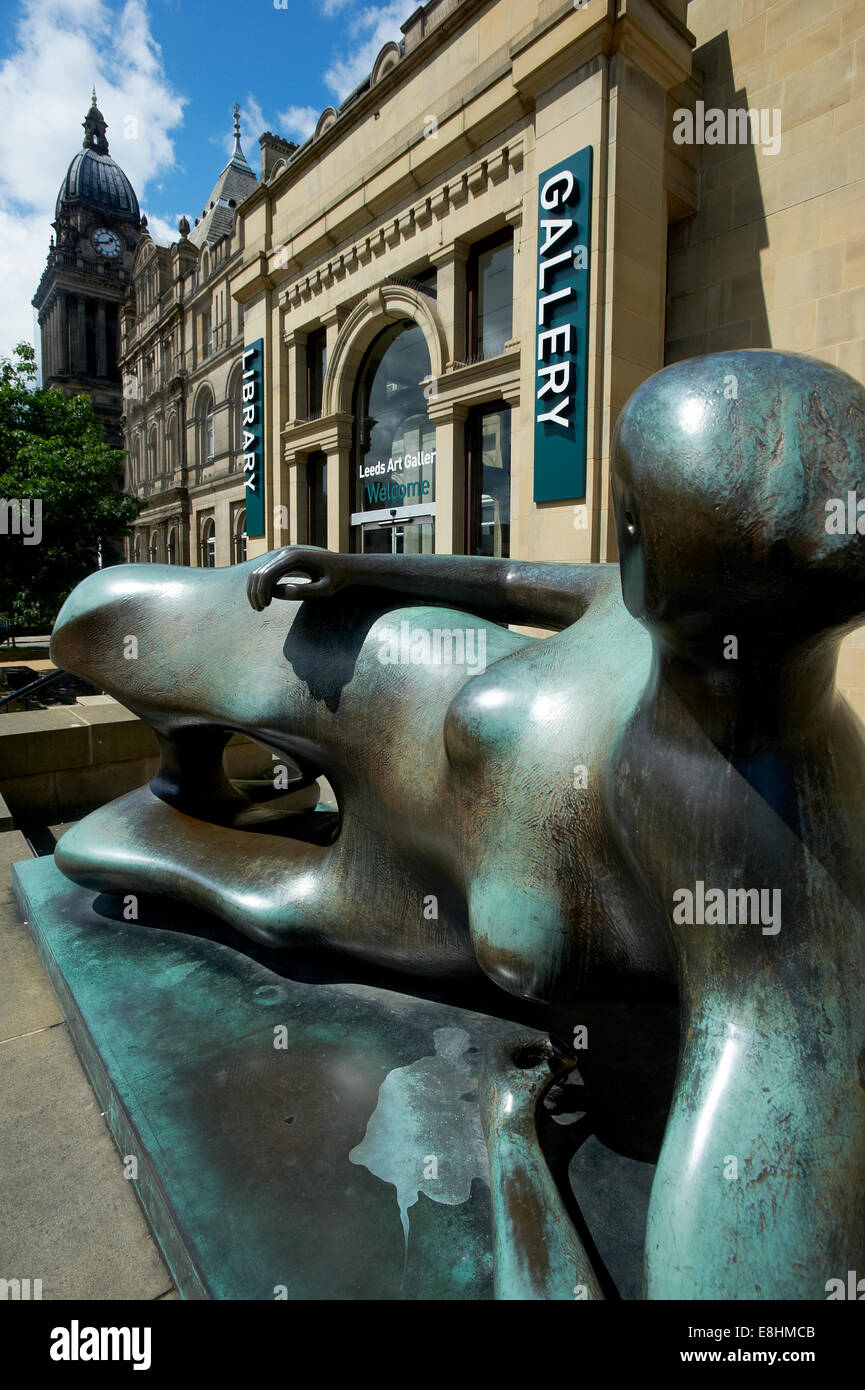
top-left (0, 828), bottom-right (178, 1300)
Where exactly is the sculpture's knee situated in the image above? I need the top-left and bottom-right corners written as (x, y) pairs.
top-left (469, 880), bottom-right (573, 1003)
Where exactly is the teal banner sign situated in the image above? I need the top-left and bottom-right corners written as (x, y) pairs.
top-left (241, 338), bottom-right (265, 537)
top-left (533, 146), bottom-right (592, 503)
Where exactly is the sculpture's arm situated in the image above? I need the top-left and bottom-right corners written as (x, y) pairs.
top-left (247, 547), bottom-right (613, 631)
top-left (479, 1035), bottom-right (604, 1300)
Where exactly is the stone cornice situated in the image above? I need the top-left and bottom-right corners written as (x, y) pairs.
top-left (274, 136), bottom-right (523, 312)
top-left (231, 251), bottom-right (273, 305)
top-left (611, 0), bottom-right (694, 91)
top-left (188, 469), bottom-right (249, 499)
top-left (239, 0), bottom-right (496, 216)
top-left (281, 411), bottom-right (354, 458)
top-left (429, 344), bottom-right (521, 413)
top-left (510, 0), bottom-right (693, 98)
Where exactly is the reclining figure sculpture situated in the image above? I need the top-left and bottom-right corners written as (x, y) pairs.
top-left (50, 350), bottom-right (865, 1299)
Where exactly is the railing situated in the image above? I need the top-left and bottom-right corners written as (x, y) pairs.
top-left (386, 274), bottom-right (437, 300)
top-left (0, 669), bottom-right (65, 710)
top-left (212, 320), bottom-right (231, 352)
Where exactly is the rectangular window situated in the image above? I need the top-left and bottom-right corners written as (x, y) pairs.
top-left (199, 310), bottom-right (211, 362)
top-left (468, 231), bottom-right (514, 360)
top-left (306, 451), bottom-right (328, 548)
top-left (465, 402), bottom-right (511, 558)
top-left (306, 328), bottom-right (327, 418)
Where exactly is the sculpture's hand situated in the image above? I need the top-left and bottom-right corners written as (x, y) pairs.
top-left (247, 547), bottom-right (352, 610)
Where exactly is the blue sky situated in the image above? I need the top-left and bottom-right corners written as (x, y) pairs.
top-left (0, 0), bottom-right (413, 357)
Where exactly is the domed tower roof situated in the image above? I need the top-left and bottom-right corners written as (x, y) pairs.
top-left (55, 91), bottom-right (140, 224)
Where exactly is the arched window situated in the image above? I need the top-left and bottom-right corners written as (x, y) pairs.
top-left (205, 400), bottom-right (214, 461)
top-left (165, 411), bottom-right (178, 475)
top-left (227, 363), bottom-right (243, 470)
top-left (149, 530), bottom-right (160, 563)
top-left (147, 428), bottom-right (158, 480)
top-left (233, 507), bottom-right (247, 564)
top-left (197, 390), bottom-right (214, 466)
top-left (201, 517), bottom-right (216, 568)
top-left (167, 528), bottom-right (177, 565)
top-left (351, 320), bottom-right (435, 555)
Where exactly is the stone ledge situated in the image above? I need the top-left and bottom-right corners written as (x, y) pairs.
top-left (0, 699), bottom-right (270, 825)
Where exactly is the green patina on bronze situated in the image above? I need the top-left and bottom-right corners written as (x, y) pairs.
top-left (43, 349), bottom-right (865, 1299)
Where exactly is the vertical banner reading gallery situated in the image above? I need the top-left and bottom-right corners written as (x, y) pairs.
top-left (242, 338), bottom-right (265, 537)
top-left (533, 147), bottom-right (592, 503)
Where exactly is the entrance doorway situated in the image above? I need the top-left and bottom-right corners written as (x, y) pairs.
top-left (359, 515), bottom-right (434, 554)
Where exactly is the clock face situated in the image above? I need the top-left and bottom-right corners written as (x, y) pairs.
top-left (92, 228), bottom-right (121, 258)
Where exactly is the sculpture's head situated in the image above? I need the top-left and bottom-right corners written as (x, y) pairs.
top-left (611, 350), bottom-right (865, 648)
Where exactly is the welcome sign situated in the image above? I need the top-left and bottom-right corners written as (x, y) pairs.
top-left (359, 448), bottom-right (435, 508)
top-left (533, 147), bottom-right (592, 503)
top-left (241, 338), bottom-right (265, 537)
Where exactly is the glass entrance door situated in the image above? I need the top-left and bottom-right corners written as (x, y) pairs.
top-left (360, 517), bottom-right (434, 555)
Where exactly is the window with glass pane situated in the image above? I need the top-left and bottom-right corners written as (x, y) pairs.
top-left (204, 400), bottom-right (214, 461)
top-left (469, 233), bottom-right (513, 359)
top-left (306, 329), bottom-right (327, 418)
top-left (233, 509), bottom-right (247, 564)
top-left (351, 321), bottom-right (435, 527)
top-left (306, 452), bottom-right (328, 547)
top-left (466, 403), bottom-right (511, 558)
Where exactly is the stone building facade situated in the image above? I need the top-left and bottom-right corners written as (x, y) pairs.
top-left (32, 94), bottom-right (141, 444)
top-left (119, 109), bottom-right (260, 568)
top-left (119, 0), bottom-right (865, 711)
top-left (664, 0), bottom-right (865, 719)
top-left (233, 0), bottom-right (697, 568)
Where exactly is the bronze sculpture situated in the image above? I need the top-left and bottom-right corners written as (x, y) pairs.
top-left (48, 349), bottom-right (865, 1299)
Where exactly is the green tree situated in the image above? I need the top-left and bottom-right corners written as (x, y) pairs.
top-left (0, 342), bottom-right (145, 630)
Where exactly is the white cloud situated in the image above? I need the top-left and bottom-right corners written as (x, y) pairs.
top-left (239, 96), bottom-right (266, 151)
top-left (277, 106), bottom-right (319, 143)
top-left (218, 95), bottom-right (266, 161)
top-left (143, 212), bottom-right (189, 247)
top-left (216, 5), bottom-right (414, 172)
top-left (323, 2), bottom-right (409, 103)
top-left (0, 0), bottom-right (185, 357)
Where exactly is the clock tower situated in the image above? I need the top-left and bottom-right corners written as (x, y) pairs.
top-left (32, 92), bottom-right (141, 445)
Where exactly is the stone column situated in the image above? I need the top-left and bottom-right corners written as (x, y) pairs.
top-left (96, 300), bottom-right (107, 378)
top-left (283, 328), bottom-right (307, 422)
top-left (42, 306), bottom-right (53, 381)
top-left (430, 240), bottom-right (469, 367)
top-left (324, 417), bottom-right (354, 553)
top-left (502, 383), bottom-right (522, 558)
top-left (77, 297), bottom-right (88, 375)
top-left (284, 448), bottom-right (308, 546)
top-left (427, 400), bottom-right (468, 554)
top-left (58, 292), bottom-right (69, 374)
top-left (321, 306), bottom-right (349, 374)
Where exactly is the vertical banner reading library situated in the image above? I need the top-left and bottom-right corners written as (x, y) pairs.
top-left (533, 147), bottom-right (592, 503)
top-left (242, 338), bottom-right (265, 537)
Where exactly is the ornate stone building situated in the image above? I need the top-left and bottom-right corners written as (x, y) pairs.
top-left (32, 94), bottom-right (140, 444)
top-left (119, 108), bottom-right (261, 567)
top-left (233, 0), bottom-right (699, 566)
top-left (47, 0), bottom-right (865, 718)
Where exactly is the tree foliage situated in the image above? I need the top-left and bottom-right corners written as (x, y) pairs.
top-left (0, 342), bottom-right (145, 629)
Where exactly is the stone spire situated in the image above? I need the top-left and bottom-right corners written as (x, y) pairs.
top-left (83, 90), bottom-right (109, 155)
top-left (230, 103), bottom-right (253, 168)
